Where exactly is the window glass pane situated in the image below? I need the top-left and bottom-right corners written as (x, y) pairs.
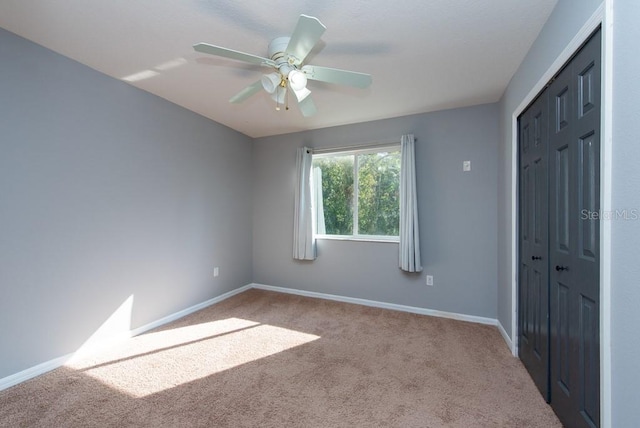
top-left (357, 151), bottom-right (400, 236)
top-left (312, 155), bottom-right (354, 235)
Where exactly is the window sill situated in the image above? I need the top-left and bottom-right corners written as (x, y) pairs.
top-left (315, 235), bottom-right (399, 244)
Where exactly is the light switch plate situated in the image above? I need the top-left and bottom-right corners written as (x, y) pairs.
top-left (463, 160), bottom-right (471, 172)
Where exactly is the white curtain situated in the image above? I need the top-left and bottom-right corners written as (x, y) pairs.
top-left (399, 134), bottom-right (422, 272)
top-left (293, 147), bottom-right (316, 260)
top-left (313, 166), bottom-right (326, 235)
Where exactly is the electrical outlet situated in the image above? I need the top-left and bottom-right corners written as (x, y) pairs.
top-left (426, 275), bottom-right (434, 286)
top-left (214, 267), bottom-right (219, 277)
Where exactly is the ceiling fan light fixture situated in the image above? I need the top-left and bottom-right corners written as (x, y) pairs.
top-left (288, 69), bottom-right (311, 101)
top-left (288, 69), bottom-right (308, 91)
top-left (261, 72), bottom-right (281, 94)
top-left (292, 86), bottom-right (311, 102)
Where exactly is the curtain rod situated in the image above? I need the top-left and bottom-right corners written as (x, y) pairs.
top-left (311, 138), bottom-right (414, 154)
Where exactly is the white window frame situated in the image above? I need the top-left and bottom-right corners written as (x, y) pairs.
top-left (313, 144), bottom-right (401, 243)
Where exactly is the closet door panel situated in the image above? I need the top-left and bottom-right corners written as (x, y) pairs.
top-left (518, 92), bottom-right (550, 401)
top-left (549, 29), bottom-right (601, 428)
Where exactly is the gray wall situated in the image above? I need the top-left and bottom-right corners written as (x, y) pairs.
top-left (611, 1), bottom-right (640, 424)
top-left (253, 104), bottom-right (499, 319)
top-left (496, 0), bottom-right (602, 338)
top-left (0, 29), bottom-right (253, 379)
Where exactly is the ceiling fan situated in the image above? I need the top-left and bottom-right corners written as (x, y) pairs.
top-left (193, 14), bottom-right (372, 117)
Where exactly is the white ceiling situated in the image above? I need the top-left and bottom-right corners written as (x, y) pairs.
top-left (0, 0), bottom-right (557, 138)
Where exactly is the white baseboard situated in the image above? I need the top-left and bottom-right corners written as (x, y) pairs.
top-left (497, 320), bottom-right (515, 355)
top-left (0, 353), bottom-right (74, 392)
top-left (0, 284), bottom-right (253, 392)
top-left (129, 284), bottom-right (252, 337)
top-left (251, 283), bottom-right (499, 326)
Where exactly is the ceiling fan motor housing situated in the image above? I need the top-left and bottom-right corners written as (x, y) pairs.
top-left (268, 37), bottom-right (298, 78)
top-left (268, 37), bottom-right (291, 61)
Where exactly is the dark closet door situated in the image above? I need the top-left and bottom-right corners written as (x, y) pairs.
top-left (518, 91), bottom-right (550, 401)
top-left (548, 29), bottom-right (601, 428)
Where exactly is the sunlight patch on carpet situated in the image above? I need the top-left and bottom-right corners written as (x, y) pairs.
top-left (66, 317), bottom-right (320, 398)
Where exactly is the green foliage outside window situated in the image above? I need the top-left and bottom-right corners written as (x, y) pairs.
top-left (357, 151), bottom-right (400, 236)
top-left (313, 148), bottom-right (400, 237)
top-left (313, 155), bottom-right (354, 235)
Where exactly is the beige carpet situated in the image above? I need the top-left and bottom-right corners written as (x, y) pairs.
top-left (0, 289), bottom-right (561, 427)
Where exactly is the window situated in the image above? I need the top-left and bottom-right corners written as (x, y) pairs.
top-left (312, 145), bottom-right (400, 241)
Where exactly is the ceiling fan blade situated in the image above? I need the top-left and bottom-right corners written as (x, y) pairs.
top-left (286, 15), bottom-right (326, 65)
top-left (230, 80), bottom-right (263, 103)
top-left (297, 95), bottom-right (317, 117)
top-left (193, 43), bottom-right (276, 68)
top-left (301, 65), bottom-right (372, 89)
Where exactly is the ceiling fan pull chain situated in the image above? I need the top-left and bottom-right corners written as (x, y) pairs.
top-left (285, 87), bottom-right (290, 111)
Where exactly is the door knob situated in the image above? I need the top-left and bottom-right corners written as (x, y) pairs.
top-left (531, 256), bottom-right (542, 260)
top-left (555, 265), bottom-right (569, 271)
